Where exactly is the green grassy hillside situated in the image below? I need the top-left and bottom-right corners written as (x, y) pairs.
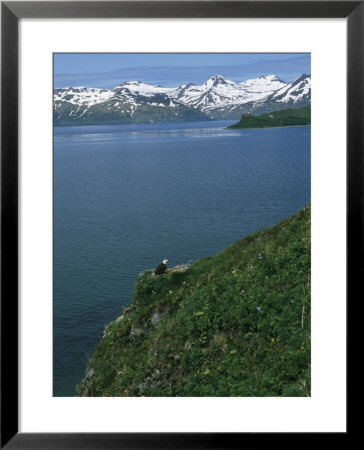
top-left (228, 106), bottom-right (311, 129)
top-left (77, 206), bottom-right (311, 397)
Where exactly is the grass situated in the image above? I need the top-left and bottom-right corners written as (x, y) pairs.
top-left (77, 205), bottom-right (311, 397)
top-left (228, 106), bottom-right (311, 129)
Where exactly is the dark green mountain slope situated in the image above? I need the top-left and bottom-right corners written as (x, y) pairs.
top-left (77, 206), bottom-right (311, 397)
top-left (228, 106), bottom-right (311, 129)
top-left (54, 101), bottom-right (210, 126)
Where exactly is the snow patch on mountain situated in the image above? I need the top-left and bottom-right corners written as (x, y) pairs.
top-left (271, 74), bottom-right (311, 103)
top-left (114, 81), bottom-right (175, 97)
top-left (54, 87), bottom-right (115, 106)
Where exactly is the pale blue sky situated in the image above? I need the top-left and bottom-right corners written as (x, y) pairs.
top-left (54, 53), bottom-right (310, 88)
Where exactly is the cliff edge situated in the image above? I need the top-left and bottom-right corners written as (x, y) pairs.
top-left (77, 205), bottom-right (311, 397)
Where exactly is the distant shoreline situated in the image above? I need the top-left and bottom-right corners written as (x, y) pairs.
top-left (54, 121), bottom-right (311, 131)
top-left (53, 118), bottom-right (234, 129)
top-left (227, 124), bottom-right (311, 131)
top-left (53, 119), bottom-right (236, 130)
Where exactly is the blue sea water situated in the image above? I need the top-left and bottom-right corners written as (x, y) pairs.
top-left (53, 120), bottom-right (311, 396)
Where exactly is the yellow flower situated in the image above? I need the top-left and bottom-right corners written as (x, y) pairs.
top-left (271, 338), bottom-right (275, 343)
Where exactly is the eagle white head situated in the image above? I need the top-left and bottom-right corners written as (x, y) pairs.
top-left (163, 259), bottom-right (168, 264)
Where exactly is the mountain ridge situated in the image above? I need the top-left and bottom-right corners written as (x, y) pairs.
top-left (54, 74), bottom-right (311, 126)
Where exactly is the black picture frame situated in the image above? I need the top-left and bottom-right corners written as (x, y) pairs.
top-left (1, 1), bottom-right (359, 448)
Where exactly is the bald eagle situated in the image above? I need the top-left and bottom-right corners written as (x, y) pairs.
top-left (154, 259), bottom-right (168, 275)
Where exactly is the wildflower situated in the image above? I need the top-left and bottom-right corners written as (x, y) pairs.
top-left (232, 269), bottom-right (237, 274)
top-left (271, 337), bottom-right (275, 343)
top-left (257, 306), bottom-right (261, 311)
top-left (169, 290), bottom-right (173, 294)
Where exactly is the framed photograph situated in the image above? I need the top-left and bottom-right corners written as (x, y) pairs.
top-left (1, 1), bottom-right (358, 448)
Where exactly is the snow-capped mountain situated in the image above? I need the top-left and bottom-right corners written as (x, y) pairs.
top-left (236, 74), bottom-right (311, 115)
top-left (53, 86), bottom-right (115, 106)
top-left (53, 74), bottom-right (311, 126)
top-left (170, 74), bottom-right (286, 111)
top-left (238, 74), bottom-right (289, 103)
top-left (54, 82), bottom-right (180, 110)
